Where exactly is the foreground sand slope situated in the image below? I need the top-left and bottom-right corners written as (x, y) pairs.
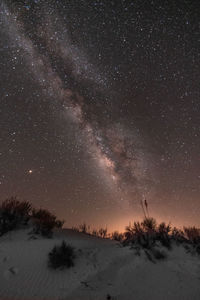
top-left (0, 229), bottom-right (200, 300)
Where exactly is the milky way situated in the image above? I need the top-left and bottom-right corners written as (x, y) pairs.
top-left (0, 0), bottom-right (200, 230)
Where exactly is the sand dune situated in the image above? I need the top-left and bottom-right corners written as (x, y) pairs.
top-left (0, 228), bottom-right (200, 300)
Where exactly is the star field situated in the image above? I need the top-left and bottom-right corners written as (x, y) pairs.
top-left (0, 0), bottom-right (200, 231)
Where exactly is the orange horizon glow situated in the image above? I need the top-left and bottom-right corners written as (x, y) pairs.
top-left (64, 214), bottom-right (200, 234)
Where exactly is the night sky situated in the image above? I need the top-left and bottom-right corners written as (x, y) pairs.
top-left (0, 0), bottom-right (200, 231)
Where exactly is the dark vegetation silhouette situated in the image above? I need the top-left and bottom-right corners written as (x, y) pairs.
top-left (123, 217), bottom-right (200, 260)
top-left (31, 208), bottom-right (64, 237)
top-left (1, 197), bottom-right (200, 259)
top-left (73, 223), bottom-right (108, 239)
top-left (72, 218), bottom-right (200, 259)
top-left (0, 197), bottom-right (32, 235)
top-left (111, 231), bottom-right (124, 242)
top-left (78, 222), bottom-right (89, 234)
top-left (0, 197), bottom-right (64, 237)
top-left (48, 240), bottom-right (75, 269)
top-left (123, 218), bottom-right (171, 249)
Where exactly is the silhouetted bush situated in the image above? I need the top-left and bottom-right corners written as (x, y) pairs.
top-left (92, 229), bottom-right (98, 237)
top-left (111, 231), bottom-right (124, 242)
top-left (124, 218), bottom-right (174, 250)
top-left (48, 241), bottom-right (75, 269)
top-left (157, 222), bottom-right (172, 249)
top-left (0, 197), bottom-right (32, 235)
top-left (31, 208), bottom-right (64, 237)
top-left (71, 226), bottom-right (79, 232)
top-left (98, 227), bottom-right (107, 238)
top-left (0, 198), bottom-right (65, 238)
top-left (124, 222), bottom-right (142, 243)
top-left (79, 223), bottom-right (90, 234)
top-left (171, 227), bottom-right (186, 244)
top-left (124, 218), bottom-right (200, 258)
top-left (124, 218), bottom-right (157, 249)
top-left (77, 223), bottom-right (108, 238)
top-left (159, 234), bottom-right (171, 249)
top-left (158, 222), bottom-right (171, 235)
top-left (184, 227), bottom-right (200, 244)
top-left (142, 217), bottom-right (157, 232)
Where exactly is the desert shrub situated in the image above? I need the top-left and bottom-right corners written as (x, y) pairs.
top-left (79, 223), bottom-right (90, 234)
top-left (124, 223), bottom-right (136, 241)
top-left (184, 227), bottom-right (200, 244)
top-left (140, 218), bottom-right (157, 249)
top-left (157, 222), bottom-right (172, 249)
top-left (0, 197), bottom-right (32, 235)
top-left (124, 218), bottom-right (173, 250)
top-left (31, 208), bottom-right (64, 237)
top-left (124, 220), bottom-right (156, 249)
top-left (158, 222), bottom-right (171, 235)
top-left (159, 234), bottom-right (171, 249)
top-left (171, 227), bottom-right (186, 244)
top-left (71, 226), bottom-right (79, 232)
top-left (123, 217), bottom-right (200, 257)
top-left (139, 232), bottom-right (156, 249)
top-left (91, 229), bottom-right (98, 237)
top-left (48, 241), bottom-right (75, 269)
top-left (90, 227), bottom-right (108, 238)
top-left (124, 221), bottom-right (144, 243)
top-left (142, 217), bottom-right (157, 232)
top-left (111, 231), bottom-right (124, 242)
top-left (98, 227), bottom-right (107, 238)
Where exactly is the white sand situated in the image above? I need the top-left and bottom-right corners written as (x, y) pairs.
top-left (0, 228), bottom-right (200, 300)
